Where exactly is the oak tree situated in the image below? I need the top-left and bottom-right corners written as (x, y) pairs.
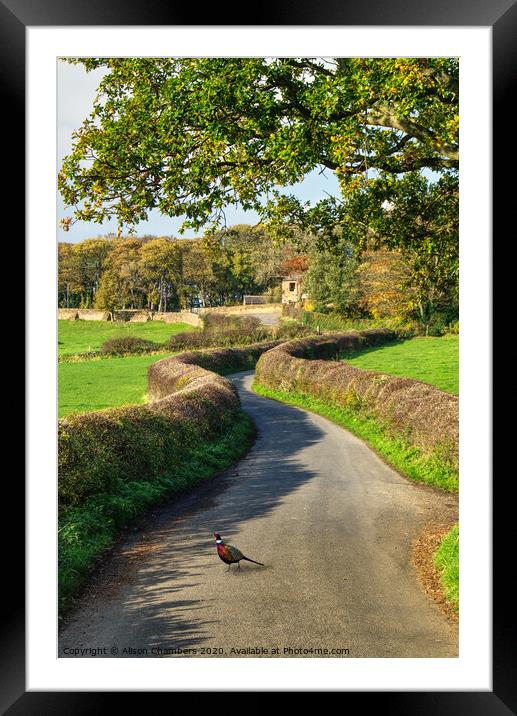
top-left (59, 57), bottom-right (458, 246)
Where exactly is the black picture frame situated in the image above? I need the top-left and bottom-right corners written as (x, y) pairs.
top-left (8, 0), bottom-right (507, 710)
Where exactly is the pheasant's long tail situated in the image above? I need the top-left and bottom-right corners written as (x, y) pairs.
top-left (242, 556), bottom-right (264, 566)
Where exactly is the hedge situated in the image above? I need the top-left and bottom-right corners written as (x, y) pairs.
top-left (255, 329), bottom-right (459, 469)
top-left (58, 339), bottom-right (283, 509)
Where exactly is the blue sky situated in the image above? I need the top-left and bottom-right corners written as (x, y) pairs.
top-left (57, 61), bottom-right (342, 244)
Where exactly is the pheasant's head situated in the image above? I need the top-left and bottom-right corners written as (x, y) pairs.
top-left (214, 532), bottom-right (222, 541)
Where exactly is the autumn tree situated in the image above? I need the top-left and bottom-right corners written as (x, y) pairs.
top-left (139, 237), bottom-right (182, 311)
top-left (279, 253), bottom-right (309, 277)
top-left (106, 237), bottom-right (145, 308)
top-left (59, 238), bottom-right (112, 308)
top-left (94, 269), bottom-right (126, 320)
top-left (345, 172), bottom-right (459, 323)
top-left (356, 249), bottom-right (411, 320)
top-left (180, 239), bottom-right (215, 308)
top-left (58, 243), bottom-right (76, 307)
top-left (303, 241), bottom-right (361, 315)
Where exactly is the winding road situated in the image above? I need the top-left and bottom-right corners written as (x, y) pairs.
top-left (59, 371), bottom-right (458, 658)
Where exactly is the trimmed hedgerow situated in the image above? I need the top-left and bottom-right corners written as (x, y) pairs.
top-left (59, 339), bottom-right (286, 509)
top-left (201, 313), bottom-right (262, 332)
top-left (165, 328), bottom-right (269, 350)
top-left (59, 410), bottom-right (255, 615)
top-left (150, 340), bottom-right (284, 388)
top-left (59, 364), bottom-right (239, 508)
top-left (255, 329), bottom-right (458, 472)
top-left (163, 313), bottom-right (315, 352)
top-left (58, 338), bottom-right (282, 615)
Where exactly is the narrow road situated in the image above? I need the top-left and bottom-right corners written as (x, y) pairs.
top-left (59, 371), bottom-right (458, 658)
top-left (248, 310), bottom-right (281, 326)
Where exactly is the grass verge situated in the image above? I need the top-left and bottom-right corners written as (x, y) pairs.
top-left (253, 381), bottom-right (459, 612)
top-left (252, 383), bottom-right (458, 493)
top-left (59, 409), bottom-right (255, 618)
top-left (434, 524), bottom-right (459, 612)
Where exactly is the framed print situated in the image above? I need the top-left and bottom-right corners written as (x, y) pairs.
top-left (6, 0), bottom-right (509, 709)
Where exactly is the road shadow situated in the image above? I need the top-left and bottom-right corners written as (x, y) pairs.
top-left (59, 371), bottom-right (325, 656)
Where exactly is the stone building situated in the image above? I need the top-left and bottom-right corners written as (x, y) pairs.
top-left (281, 273), bottom-right (305, 304)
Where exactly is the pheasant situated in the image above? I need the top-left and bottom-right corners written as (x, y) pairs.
top-left (213, 532), bottom-right (264, 571)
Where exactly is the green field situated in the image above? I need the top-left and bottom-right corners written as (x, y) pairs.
top-left (58, 353), bottom-right (171, 417)
top-left (342, 335), bottom-right (459, 395)
top-left (58, 319), bottom-right (194, 355)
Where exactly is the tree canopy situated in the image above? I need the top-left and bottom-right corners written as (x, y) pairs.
top-left (58, 57), bottom-right (458, 244)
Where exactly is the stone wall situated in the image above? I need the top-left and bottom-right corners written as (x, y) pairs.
top-left (199, 303), bottom-right (282, 316)
top-left (110, 310), bottom-right (148, 322)
top-left (58, 308), bottom-right (202, 326)
top-left (58, 309), bottom-right (110, 321)
top-left (57, 305), bottom-right (281, 325)
top-left (151, 311), bottom-right (202, 327)
top-left (58, 309), bottom-right (80, 320)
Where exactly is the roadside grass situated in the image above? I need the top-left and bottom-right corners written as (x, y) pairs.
top-left (252, 381), bottom-right (459, 611)
top-left (434, 524), bottom-right (459, 612)
top-left (58, 319), bottom-right (195, 355)
top-left (341, 334), bottom-right (459, 395)
top-left (252, 384), bottom-right (459, 493)
top-left (58, 353), bottom-right (170, 417)
top-left (59, 410), bottom-right (255, 617)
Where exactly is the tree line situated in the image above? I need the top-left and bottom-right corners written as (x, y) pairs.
top-left (58, 226), bottom-right (288, 313)
top-left (58, 222), bottom-right (458, 331)
top-left (58, 57), bottom-right (459, 329)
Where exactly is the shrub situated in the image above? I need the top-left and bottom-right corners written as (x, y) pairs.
top-left (425, 315), bottom-right (447, 337)
top-left (165, 314), bottom-right (274, 351)
top-left (271, 321), bottom-right (314, 341)
top-left (100, 335), bottom-right (157, 356)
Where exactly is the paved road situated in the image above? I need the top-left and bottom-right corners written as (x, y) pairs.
top-left (59, 371), bottom-right (458, 658)
top-left (249, 310), bottom-right (281, 326)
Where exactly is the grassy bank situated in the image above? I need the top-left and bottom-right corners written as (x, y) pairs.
top-left (59, 353), bottom-right (171, 417)
top-left (59, 410), bottom-right (254, 617)
top-left (342, 334), bottom-right (459, 395)
top-left (434, 524), bottom-right (459, 612)
top-left (58, 319), bottom-right (194, 355)
top-left (252, 383), bottom-right (458, 492)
